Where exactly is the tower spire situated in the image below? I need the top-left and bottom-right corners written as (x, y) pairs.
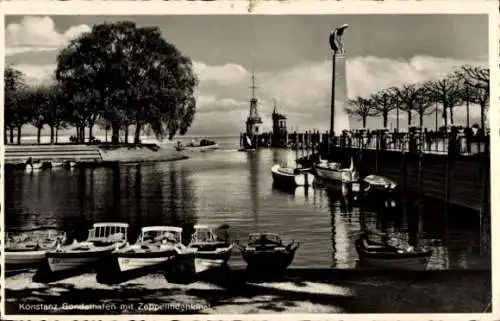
top-left (250, 68), bottom-right (258, 100)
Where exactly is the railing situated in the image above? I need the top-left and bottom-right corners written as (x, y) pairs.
top-left (245, 128), bottom-right (490, 157)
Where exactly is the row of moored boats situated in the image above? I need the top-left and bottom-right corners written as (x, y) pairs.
top-left (5, 223), bottom-right (301, 276)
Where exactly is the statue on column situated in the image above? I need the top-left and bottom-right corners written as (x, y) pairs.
top-left (329, 24), bottom-right (349, 55)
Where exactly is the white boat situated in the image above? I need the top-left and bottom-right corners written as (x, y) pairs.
top-left (176, 141), bottom-right (219, 152)
top-left (271, 164), bottom-right (314, 187)
top-left (363, 174), bottom-right (398, 192)
top-left (5, 229), bottom-right (66, 267)
top-left (314, 157), bottom-right (357, 184)
top-left (189, 224), bottom-right (233, 273)
top-left (46, 222), bottom-right (129, 272)
top-left (64, 161), bottom-right (77, 168)
top-left (25, 162), bottom-right (43, 172)
top-left (114, 226), bottom-right (195, 273)
top-left (51, 160), bottom-right (65, 168)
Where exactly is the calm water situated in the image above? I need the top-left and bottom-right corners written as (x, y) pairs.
top-left (4, 137), bottom-right (489, 270)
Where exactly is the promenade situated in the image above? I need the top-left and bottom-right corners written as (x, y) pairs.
top-left (4, 144), bottom-right (188, 165)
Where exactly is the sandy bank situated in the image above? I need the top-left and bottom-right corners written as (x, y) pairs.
top-left (98, 145), bottom-right (188, 163)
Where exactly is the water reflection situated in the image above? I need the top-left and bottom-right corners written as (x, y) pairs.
top-left (4, 146), bottom-right (488, 270)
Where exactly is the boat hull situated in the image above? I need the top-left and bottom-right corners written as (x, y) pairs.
top-left (194, 247), bottom-right (232, 273)
top-left (271, 165), bottom-right (314, 187)
top-left (5, 250), bottom-right (47, 266)
top-left (181, 143), bottom-right (219, 152)
top-left (314, 166), bottom-right (354, 183)
top-left (46, 245), bottom-right (120, 272)
top-left (241, 251), bottom-right (296, 272)
top-left (355, 239), bottom-right (432, 271)
top-left (115, 250), bottom-right (177, 272)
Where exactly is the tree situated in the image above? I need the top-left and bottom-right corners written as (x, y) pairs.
top-left (4, 66), bottom-right (26, 144)
top-left (390, 84), bottom-right (421, 128)
top-left (27, 86), bottom-right (48, 144)
top-left (456, 65), bottom-right (489, 129)
top-left (55, 21), bottom-right (198, 144)
top-left (346, 96), bottom-right (378, 128)
top-left (43, 83), bottom-right (69, 144)
top-left (424, 77), bottom-right (462, 128)
top-left (413, 86), bottom-right (435, 129)
top-left (371, 89), bottom-right (396, 128)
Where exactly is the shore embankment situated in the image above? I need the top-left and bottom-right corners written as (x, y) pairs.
top-left (5, 269), bottom-right (490, 314)
top-left (4, 144), bottom-right (188, 165)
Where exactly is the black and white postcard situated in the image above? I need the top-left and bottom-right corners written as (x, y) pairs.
top-left (1, 0), bottom-right (498, 319)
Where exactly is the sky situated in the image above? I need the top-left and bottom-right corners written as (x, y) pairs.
top-left (4, 14), bottom-right (489, 137)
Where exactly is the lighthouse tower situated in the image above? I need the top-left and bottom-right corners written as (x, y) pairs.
top-left (245, 71), bottom-right (263, 137)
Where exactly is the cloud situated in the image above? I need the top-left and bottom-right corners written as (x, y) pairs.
top-left (194, 62), bottom-right (248, 86)
top-left (12, 64), bottom-right (57, 86)
top-left (5, 16), bottom-right (90, 55)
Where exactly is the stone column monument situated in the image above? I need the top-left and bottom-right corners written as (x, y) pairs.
top-left (329, 24), bottom-right (351, 134)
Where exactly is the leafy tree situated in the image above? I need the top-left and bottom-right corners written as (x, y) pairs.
top-left (371, 89), bottom-right (396, 128)
top-left (4, 66), bottom-right (26, 144)
top-left (346, 96), bottom-right (377, 128)
top-left (424, 77), bottom-right (462, 128)
top-left (55, 21), bottom-right (198, 144)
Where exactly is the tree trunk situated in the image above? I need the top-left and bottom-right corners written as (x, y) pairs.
top-left (80, 126), bottom-right (85, 144)
top-left (89, 123), bottom-right (94, 143)
top-left (76, 126), bottom-right (80, 143)
top-left (383, 111), bottom-right (388, 128)
top-left (419, 112), bottom-right (424, 129)
top-left (362, 116), bottom-right (367, 128)
top-left (37, 127), bottom-right (42, 144)
top-left (134, 122), bottom-right (142, 144)
top-left (56, 128), bottom-right (59, 144)
top-left (16, 125), bottom-right (22, 145)
top-left (124, 125), bottom-right (129, 144)
top-left (449, 108), bottom-right (454, 126)
top-left (407, 111), bottom-right (412, 128)
top-left (50, 126), bottom-right (55, 144)
top-left (10, 127), bottom-right (14, 144)
top-left (481, 103), bottom-right (486, 129)
top-left (111, 122), bottom-right (120, 145)
top-left (442, 106), bottom-right (448, 129)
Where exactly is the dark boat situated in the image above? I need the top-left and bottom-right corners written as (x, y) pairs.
top-left (355, 232), bottom-right (433, 271)
top-left (237, 233), bottom-right (299, 272)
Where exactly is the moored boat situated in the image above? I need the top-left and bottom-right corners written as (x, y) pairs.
top-left (271, 164), bottom-right (314, 187)
top-left (355, 232), bottom-right (433, 271)
top-left (314, 157), bottom-right (357, 184)
top-left (237, 233), bottom-right (299, 272)
top-left (176, 139), bottom-right (219, 152)
top-left (46, 222), bottom-right (129, 272)
top-left (114, 226), bottom-right (193, 273)
top-left (5, 228), bottom-right (66, 268)
top-left (363, 174), bottom-right (398, 193)
top-left (189, 224), bottom-right (233, 273)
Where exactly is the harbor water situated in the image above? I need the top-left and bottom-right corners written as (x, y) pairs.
top-left (4, 137), bottom-right (489, 271)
